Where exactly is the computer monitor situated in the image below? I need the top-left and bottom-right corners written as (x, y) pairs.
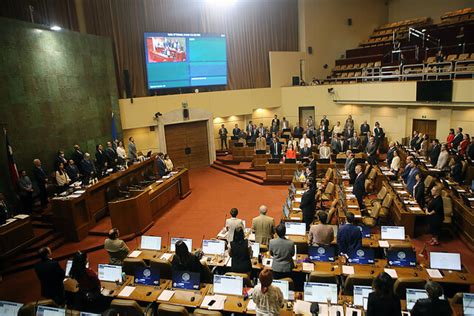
top-left (387, 248), bottom-right (417, 267)
top-left (406, 288), bottom-right (429, 310)
top-left (172, 271), bottom-right (200, 290)
top-left (283, 204), bottom-right (290, 218)
top-left (36, 306), bottom-right (66, 316)
top-left (256, 150), bottom-right (266, 155)
top-left (430, 252), bottom-right (461, 271)
top-left (308, 245), bottom-right (336, 262)
top-left (357, 225), bottom-right (371, 238)
top-left (213, 275), bottom-right (244, 296)
top-left (285, 222), bottom-right (306, 236)
top-left (271, 279), bottom-right (290, 300)
top-left (170, 237), bottom-right (193, 252)
top-left (80, 313), bottom-right (101, 316)
top-left (463, 293), bottom-right (474, 315)
top-left (285, 159), bottom-right (296, 164)
top-left (381, 226), bottom-right (405, 240)
top-left (134, 266), bottom-right (160, 286)
top-left (303, 282), bottom-right (338, 304)
top-left (0, 301), bottom-right (23, 316)
top-left (140, 236), bottom-right (162, 250)
top-left (65, 259), bottom-right (89, 277)
top-left (347, 248), bottom-right (375, 265)
top-left (251, 242), bottom-right (260, 258)
top-left (98, 264), bottom-right (123, 282)
top-left (353, 285), bottom-right (373, 309)
top-left (202, 240), bottom-right (226, 256)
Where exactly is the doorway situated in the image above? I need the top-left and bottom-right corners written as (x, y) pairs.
top-left (165, 120), bottom-right (210, 169)
top-left (412, 119), bottom-right (437, 140)
top-left (299, 106), bottom-right (315, 127)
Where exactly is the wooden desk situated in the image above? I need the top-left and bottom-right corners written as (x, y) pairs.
top-left (148, 169), bottom-right (190, 217)
top-left (117, 279), bottom-right (171, 302)
top-left (265, 163), bottom-right (303, 182)
top-left (109, 190), bottom-right (153, 236)
top-left (0, 215), bottom-right (34, 255)
top-left (232, 146), bottom-right (254, 161)
top-left (157, 284), bottom-right (211, 308)
top-left (252, 153), bottom-right (271, 170)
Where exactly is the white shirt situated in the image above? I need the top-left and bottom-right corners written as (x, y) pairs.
top-left (300, 138), bottom-right (311, 149)
top-left (319, 146), bottom-right (331, 159)
top-left (116, 146), bottom-right (126, 159)
top-left (390, 156), bottom-right (400, 171)
top-left (333, 125), bottom-right (343, 135)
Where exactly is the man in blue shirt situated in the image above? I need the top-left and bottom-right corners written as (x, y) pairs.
top-left (337, 212), bottom-right (362, 255)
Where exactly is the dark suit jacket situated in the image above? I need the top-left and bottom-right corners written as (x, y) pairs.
top-left (349, 137), bottom-right (361, 150)
top-left (34, 259), bottom-right (65, 302)
top-left (321, 119), bottom-right (329, 127)
top-left (401, 165), bottom-right (412, 183)
top-left (411, 298), bottom-right (452, 316)
top-left (293, 127), bottom-right (304, 138)
top-left (105, 147), bottom-right (118, 165)
top-left (360, 124), bottom-right (370, 135)
top-left (366, 142), bottom-right (377, 157)
top-left (414, 181), bottom-right (425, 208)
top-left (451, 161), bottom-right (463, 183)
top-left (95, 150), bottom-right (107, 169)
top-left (270, 142), bottom-right (282, 158)
top-left (309, 159), bottom-right (317, 173)
top-left (79, 159), bottom-right (96, 176)
top-left (65, 164), bottom-right (81, 182)
top-left (232, 128), bottom-right (241, 137)
top-left (337, 223), bottom-right (362, 255)
top-left (315, 135), bottom-right (326, 145)
top-left (353, 173), bottom-right (366, 199)
top-left (72, 149), bottom-right (84, 165)
top-left (344, 128), bottom-right (354, 139)
top-left (410, 136), bottom-right (419, 149)
top-left (367, 292), bottom-right (402, 316)
top-left (300, 147), bottom-right (312, 158)
top-left (374, 127), bottom-right (384, 142)
top-left (452, 133), bottom-right (463, 148)
top-left (33, 166), bottom-right (47, 187)
top-left (300, 187), bottom-right (316, 228)
top-left (429, 144), bottom-right (441, 166)
top-left (386, 147), bottom-right (396, 165)
top-left (157, 158), bottom-right (168, 177)
top-left (467, 143), bottom-right (474, 160)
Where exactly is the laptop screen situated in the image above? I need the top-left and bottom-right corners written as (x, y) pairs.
top-left (430, 252), bottom-right (461, 271)
top-left (65, 260), bottom-right (89, 277)
top-left (381, 226), bottom-right (405, 240)
top-left (357, 225), bottom-right (371, 238)
top-left (406, 288), bottom-right (428, 310)
top-left (134, 267), bottom-right (160, 286)
top-left (80, 313), bottom-right (101, 316)
top-left (202, 240), bottom-right (226, 256)
top-left (387, 248), bottom-right (416, 267)
top-left (98, 264), bottom-right (123, 282)
top-left (36, 306), bottom-right (66, 316)
top-left (463, 293), bottom-right (474, 315)
top-left (283, 204), bottom-right (290, 218)
top-left (308, 245), bottom-right (336, 262)
top-left (0, 301), bottom-right (23, 316)
top-left (303, 282), bottom-right (338, 304)
top-left (285, 222), bottom-right (306, 236)
top-left (141, 236), bottom-right (162, 250)
top-left (172, 271), bottom-right (200, 290)
top-left (251, 242), bottom-right (260, 258)
top-left (170, 238), bottom-right (193, 252)
top-left (271, 279), bottom-right (290, 300)
top-left (348, 248), bottom-right (375, 265)
top-left (213, 274), bottom-right (243, 296)
top-left (353, 285), bottom-right (373, 309)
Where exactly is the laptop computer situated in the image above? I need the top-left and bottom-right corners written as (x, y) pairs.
top-left (65, 259), bottom-right (89, 277)
top-left (172, 270), bottom-right (200, 290)
top-left (251, 242), bottom-right (260, 258)
top-left (0, 301), bottom-right (23, 316)
top-left (36, 306), bottom-right (66, 316)
top-left (347, 248), bottom-right (375, 265)
top-left (170, 238), bottom-right (193, 252)
top-left (134, 266), bottom-right (160, 286)
top-left (98, 264), bottom-right (123, 282)
top-left (387, 248), bottom-right (416, 267)
top-left (406, 288), bottom-right (429, 310)
top-left (353, 285), bottom-right (373, 310)
top-left (381, 226), bottom-right (405, 240)
top-left (140, 236), bottom-right (162, 251)
top-left (202, 240), bottom-right (226, 256)
top-left (430, 252), bottom-right (461, 271)
top-left (213, 274), bottom-right (243, 296)
top-left (303, 282), bottom-right (338, 304)
top-left (463, 293), bottom-right (474, 316)
top-left (357, 225), bottom-right (371, 238)
top-left (308, 245), bottom-right (336, 262)
top-left (284, 222), bottom-right (306, 236)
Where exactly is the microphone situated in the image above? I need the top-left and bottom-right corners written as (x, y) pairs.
top-left (167, 232), bottom-right (171, 251)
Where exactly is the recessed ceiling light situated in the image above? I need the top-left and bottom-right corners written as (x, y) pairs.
top-left (50, 25), bottom-right (62, 31)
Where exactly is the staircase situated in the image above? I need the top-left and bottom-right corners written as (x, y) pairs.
top-left (211, 154), bottom-right (265, 185)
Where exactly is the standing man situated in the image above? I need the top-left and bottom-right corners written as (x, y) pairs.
top-left (345, 151), bottom-right (356, 183)
top-left (72, 144), bottom-right (84, 166)
top-left (105, 141), bottom-right (118, 168)
top-left (353, 164), bottom-right (366, 210)
top-left (95, 144), bottom-right (108, 174)
top-left (320, 115), bottom-right (329, 128)
top-left (104, 228), bottom-right (130, 265)
top-left (405, 160), bottom-right (420, 194)
top-left (373, 122), bottom-right (385, 149)
top-left (128, 136), bottom-right (137, 161)
top-left (300, 179), bottom-right (316, 229)
top-left (269, 223), bottom-right (295, 279)
top-left (293, 123), bottom-right (304, 139)
top-left (33, 159), bottom-right (48, 209)
top-left (34, 247), bottom-right (65, 305)
top-left (270, 138), bottom-right (282, 159)
top-left (219, 124), bottom-right (228, 151)
top-left (429, 139), bottom-right (441, 166)
top-left (157, 153), bottom-right (168, 177)
top-left (225, 208), bottom-right (245, 243)
top-left (271, 115), bottom-right (280, 134)
top-left (386, 142), bottom-right (396, 166)
top-left (306, 116), bottom-right (315, 132)
top-left (349, 131), bottom-right (361, 151)
top-left (18, 170), bottom-right (34, 213)
top-left (246, 121), bottom-right (254, 136)
top-left (300, 134), bottom-right (312, 149)
top-left (366, 136), bottom-right (378, 165)
top-left (281, 117), bottom-right (290, 130)
top-left (360, 120), bottom-right (370, 141)
top-left (232, 124), bottom-right (241, 139)
top-left (452, 127), bottom-right (463, 150)
top-left (337, 212), bottom-right (362, 255)
top-left (252, 205), bottom-right (275, 245)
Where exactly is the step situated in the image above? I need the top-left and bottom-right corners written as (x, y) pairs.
top-left (10, 233), bottom-right (64, 265)
top-left (211, 164), bottom-right (263, 185)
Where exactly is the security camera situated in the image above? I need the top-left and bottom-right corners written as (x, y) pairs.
top-left (154, 112), bottom-right (162, 118)
top-left (327, 88), bottom-right (334, 94)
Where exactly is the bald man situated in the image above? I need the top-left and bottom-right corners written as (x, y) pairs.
top-left (104, 228), bottom-right (129, 265)
top-left (252, 205), bottom-right (275, 245)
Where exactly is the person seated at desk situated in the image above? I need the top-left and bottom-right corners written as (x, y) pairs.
top-left (55, 162), bottom-right (71, 191)
top-left (308, 211), bottom-right (334, 246)
top-left (252, 205), bottom-right (275, 245)
top-left (229, 227), bottom-right (252, 275)
top-left (35, 247), bottom-right (65, 305)
top-left (104, 228), bottom-right (129, 265)
top-left (269, 223), bottom-right (295, 279)
top-left (367, 272), bottom-right (401, 316)
top-left (411, 281), bottom-right (452, 316)
top-left (390, 150), bottom-right (400, 175)
top-left (337, 212), bottom-right (362, 256)
top-left (300, 143), bottom-right (312, 158)
top-left (285, 144), bottom-right (297, 160)
top-left (164, 154), bottom-right (174, 172)
top-left (270, 137), bottom-right (282, 159)
top-left (426, 186), bottom-right (444, 246)
top-left (65, 160), bottom-right (81, 183)
top-left (435, 144), bottom-right (449, 170)
top-left (225, 207), bottom-right (245, 243)
top-left (253, 268), bottom-right (284, 316)
top-left (319, 141), bottom-right (331, 159)
top-left (413, 173), bottom-right (425, 208)
top-left (157, 153), bottom-right (169, 177)
top-left (171, 240), bottom-right (203, 274)
top-left (79, 153), bottom-right (97, 180)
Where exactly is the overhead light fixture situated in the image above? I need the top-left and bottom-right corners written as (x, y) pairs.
top-left (50, 25), bottom-right (62, 31)
top-left (206, 0), bottom-right (236, 5)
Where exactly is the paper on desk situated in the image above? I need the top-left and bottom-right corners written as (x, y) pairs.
top-left (263, 258), bottom-right (273, 268)
top-left (397, 190), bottom-right (408, 195)
top-left (318, 304), bottom-right (344, 316)
top-left (156, 180), bottom-right (164, 183)
top-left (296, 190), bottom-right (305, 194)
top-left (246, 299), bottom-right (256, 311)
top-left (342, 265), bottom-right (355, 275)
top-left (428, 168), bottom-right (441, 172)
top-left (378, 240), bottom-right (390, 248)
top-left (295, 197), bottom-right (302, 203)
top-left (201, 295), bottom-right (226, 310)
top-left (290, 216), bottom-right (300, 220)
top-left (468, 198), bottom-right (474, 201)
top-left (302, 262), bottom-right (314, 271)
top-left (292, 207), bottom-right (301, 211)
top-left (118, 286), bottom-right (135, 297)
top-left (346, 194), bottom-right (356, 199)
top-left (293, 300), bottom-right (312, 315)
top-left (248, 233), bottom-right (256, 242)
top-left (75, 190), bottom-right (86, 194)
top-left (426, 269), bottom-right (443, 279)
top-left (409, 206), bottom-right (422, 212)
top-left (457, 189), bottom-right (466, 193)
top-left (157, 290), bottom-right (175, 301)
top-left (384, 268), bottom-right (398, 278)
top-left (354, 214), bottom-right (362, 218)
top-left (128, 250), bottom-right (142, 258)
top-left (346, 307), bottom-right (362, 316)
top-left (14, 214), bottom-right (29, 220)
top-left (348, 205), bottom-right (358, 209)
top-left (160, 253), bottom-right (173, 261)
top-left (226, 258), bottom-right (232, 267)
top-left (162, 175), bottom-right (171, 179)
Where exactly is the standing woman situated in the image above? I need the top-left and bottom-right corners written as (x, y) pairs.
top-left (253, 269), bottom-right (284, 316)
top-left (285, 144), bottom-right (297, 159)
top-left (367, 272), bottom-right (401, 316)
top-left (116, 141), bottom-right (127, 165)
top-left (446, 128), bottom-right (455, 149)
top-left (229, 227), bottom-right (252, 275)
top-left (55, 162), bottom-right (71, 192)
top-left (426, 186), bottom-right (444, 246)
top-left (390, 150), bottom-right (400, 175)
top-left (164, 154), bottom-right (174, 172)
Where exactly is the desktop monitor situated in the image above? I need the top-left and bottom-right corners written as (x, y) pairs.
top-left (353, 285), bottom-right (373, 309)
top-left (270, 279), bottom-right (290, 300)
top-left (406, 288), bottom-right (429, 310)
top-left (172, 271), bottom-right (200, 290)
top-left (98, 264), bottom-right (123, 282)
top-left (285, 222), bottom-right (306, 236)
top-left (251, 242), bottom-right (260, 258)
top-left (357, 225), bottom-right (371, 238)
top-left (308, 245), bottom-right (336, 262)
top-left (303, 282), bottom-right (338, 304)
top-left (381, 226), bottom-right (405, 240)
top-left (36, 306), bottom-right (66, 316)
top-left (283, 204), bottom-right (290, 218)
top-left (0, 301), bottom-right (23, 316)
top-left (213, 275), bottom-right (244, 296)
top-left (65, 260), bottom-right (89, 277)
top-left (170, 237), bottom-right (193, 252)
top-left (463, 293), bottom-right (474, 316)
top-left (430, 252), bottom-right (461, 271)
top-left (387, 248), bottom-right (417, 267)
top-left (202, 240), bottom-right (226, 256)
top-left (140, 236), bottom-right (162, 250)
top-left (347, 248), bottom-right (375, 265)
top-left (134, 266), bottom-right (160, 286)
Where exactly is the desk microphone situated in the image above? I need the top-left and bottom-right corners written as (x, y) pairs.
top-left (167, 232), bottom-right (171, 250)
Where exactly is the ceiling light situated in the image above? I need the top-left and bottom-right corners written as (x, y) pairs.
top-left (50, 25), bottom-right (62, 31)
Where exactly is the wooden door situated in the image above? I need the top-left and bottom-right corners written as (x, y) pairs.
top-left (412, 119), bottom-right (437, 140)
top-left (165, 121), bottom-right (210, 169)
top-left (299, 106), bottom-right (315, 127)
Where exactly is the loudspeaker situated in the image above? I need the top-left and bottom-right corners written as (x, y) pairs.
top-left (347, 18), bottom-right (352, 26)
top-left (307, 46), bottom-right (313, 54)
top-left (292, 76), bottom-right (300, 86)
top-left (183, 108), bottom-right (189, 120)
top-left (123, 70), bottom-right (132, 99)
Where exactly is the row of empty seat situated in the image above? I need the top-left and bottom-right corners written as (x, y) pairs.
top-left (441, 8), bottom-right (474, 25)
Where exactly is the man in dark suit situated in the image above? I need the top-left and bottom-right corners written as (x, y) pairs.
top-left (360, 120), bottom-right (370, 137)
top-left (467, 136), bottom-right (474, 160)
top-left (72, 144), bottom-right (84, 166)
top-left (232, 124), bottom-right (241, 138)
top-left (373, 122), bottom-right (384, 149)
top-left (34, 247), bottom-right (65, 305)
top-left (401, 156), bottom-right (414, 183)
top-left (95, 144), bottom-right (108, 174)
top-left (349, 132), bottom-right (361, 151)
top-left (257, 123), bottom-right (266, 138)
top-left (366, 136), bottom-right (378, 165)
top-left (337, 212), bottom-right (362, 255)
top-left (293, 123), bottom-right (304, 139)
top-left (157, 153), bottom-right (168, 177)
top-left (429, 139), bottom-right (441, 166)
top-left (315, 131), bottom-right (326, 146)
top-left (336, 136), bottom-right (348, 154)
top-left (344, 125), bottom-right (354, 139)
top-left (300, 143), bottom-right (312, 158)
top-left (386, 141), bottom-right (396, 166)
top-left (410, 131), bottom-right (420, 149)
top-left (105, 141), bottom-right (118, 168)
top-left (411, 281), bottom-right (452, 316)
top-left (300, 179), bottom-right (316, 229)
top-left (219, 124), bottom-right (228, 150)
top-left (320, 115), bottom-right (329, 128)
top-left (405, 160), bottom-right (420, 194)
top-left (65, 160), bottom-right (81, 183)
top-left (33, 159), bottom-right (48, 208)
top-left (271, 115), bottom-right (280, 133)
top-left (452, 127), bottom-right (464, 150)
top-left (270, 138), bottom-right (282, 159)
top-left (344, 151), bottom-right (356, 184)
top-left (353, 164), bottom-right (366, 210)
top-left (413, 173), bottom-right (425, 208)
top-left (79, 153), bottom-right (97, 180)
top-left (246, 121), bottom-right (254, 136)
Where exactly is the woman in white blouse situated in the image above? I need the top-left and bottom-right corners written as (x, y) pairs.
top-left (55, 162), bottom-right (71, 189)
top-left (390, 150), bottom-right (400, 175)
top-left (319, 141), bottom-right (331, 159)
top-left (164, 154), bottom-right (174, 172)
top-left (435, 143), bottom-right (449, 170)
top-left (116, 140), bottom-right (127, 160)
top-left (253, 269), bottom-right (283, 316)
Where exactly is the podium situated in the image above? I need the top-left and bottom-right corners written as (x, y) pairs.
top-left (108, 191), bottom-right (153, 236)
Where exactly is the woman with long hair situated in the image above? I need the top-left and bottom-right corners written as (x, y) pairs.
top-left (367, 272), bottom-right (401, 316)
top-left (171, 240), bottom-right (202, 273)
top-left (229, 226), bottom-right (252, 274)
top-left (253, 268), bottom-right (284, 315)
top-left (55, 162), bottom-right (71, 191)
